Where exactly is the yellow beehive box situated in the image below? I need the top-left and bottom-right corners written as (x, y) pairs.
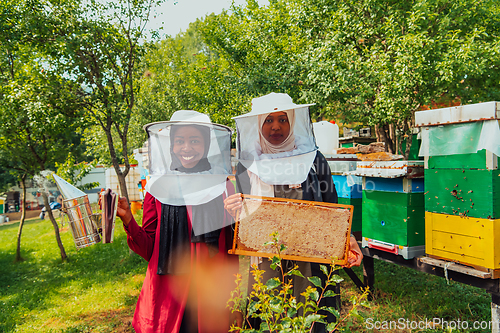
top-left (425, 212), bottom-right (500, 270)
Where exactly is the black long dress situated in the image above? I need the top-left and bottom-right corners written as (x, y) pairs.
top-left (235, 150), bottom-right (339, 333)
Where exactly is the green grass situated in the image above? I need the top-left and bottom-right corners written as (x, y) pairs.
top-left (338, 263), bottom-right (491, 332)
top-left (0, 216), bottom-right (492, 332)
top-left (0, 215), bottom-right (147, 333)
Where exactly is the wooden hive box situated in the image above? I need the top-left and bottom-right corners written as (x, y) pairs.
top-left (333, 175), bottom-right (362, 233)
top-left (362, 191), bottom-right (425, 248)
top-left (324, 154), bottom-right (358, 169)
top-left (229, 195), bottom-right (353, 265)
top-left (344, 160), bottom-right (425, 257)
top-left (415, 101), bottom-right (500, 126)
top-left (338, 197), bottom-right (362, 233)
top-left (332, 175), bottom-right (363, 198)
top-left (363, 177), bottom-right (424, 193)
top-left (426, 149), bottom-right (499, 170)
top-left (425, 212), bottom-right (500, 271)
top-left (424, 169), bottom-right (500, 219)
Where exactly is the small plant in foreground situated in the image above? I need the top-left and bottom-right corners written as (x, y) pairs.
top-left (228, 232), bottom-right (370, 332)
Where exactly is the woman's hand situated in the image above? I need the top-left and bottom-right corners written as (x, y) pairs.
top-left (229, 310), bottom-right (243, 332)
top-left (224, 193), bottom-right (243, 220)
top-left (116, 197), bottom-right (134, 226)
top-left (345, 235), bottom-right (363, 268)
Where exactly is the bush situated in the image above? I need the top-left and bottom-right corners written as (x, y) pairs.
top-left (228, 232), bottom-right (369, 332)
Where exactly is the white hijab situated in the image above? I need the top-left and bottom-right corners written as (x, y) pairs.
top-left (234, 106), bottom-right (317, 187)
top-left (257, 110), bottom-right (296, 154)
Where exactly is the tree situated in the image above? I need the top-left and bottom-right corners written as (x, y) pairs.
top-left (200, 0), bottom-right (500, 156)
top-left (1, 0), bottom-right (164, 260)
top-left (133, 18), bottom-right (249, 140)
top-left (300, 0), bottom-right (500, 155)
top-left (38, 0), bottom-right (164, 201)
top-left (0, 0), bottom-right (84, 262)
top-left (201, 0), bottom-right (310, 106)
top-left (0, 67), bottom-right (85, 261)
top-left (0, 146), bottom-right (30, 262)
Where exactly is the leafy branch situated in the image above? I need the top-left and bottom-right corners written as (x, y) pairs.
top-left (228, 232), bottom-right (369, 332)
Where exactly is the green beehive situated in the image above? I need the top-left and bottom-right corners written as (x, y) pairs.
top-left (338, 197), bottom-right (362, 233)
top-left (427, 149), bottom-right (499, 170)
top-left (362, 191), bottom-right (425, 247)
top-left (424, 169), bottom-right (500, 219)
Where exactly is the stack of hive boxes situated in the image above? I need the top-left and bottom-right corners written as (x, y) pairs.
top-left (345, 160), bottom-right (426, 258)
top-left (416, 102), bottom-right (500, 271)
top-left (326, 154), bottom-right (362, 233)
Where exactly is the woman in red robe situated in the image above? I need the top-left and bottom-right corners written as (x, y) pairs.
top-left (116, 111), bottom-right (240, 332)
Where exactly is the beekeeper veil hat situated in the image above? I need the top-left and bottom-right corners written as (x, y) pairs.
top-left (233, 93), bottom-right (318, 185)
top-left (144, 110), bottom-right (232, 206)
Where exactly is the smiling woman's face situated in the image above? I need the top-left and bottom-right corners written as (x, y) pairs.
top-left (261, 111), bottom-right (290, 145)
top-left (172, 126), bottom-right (205, 169)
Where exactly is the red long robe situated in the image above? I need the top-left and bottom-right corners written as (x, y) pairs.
top-left (124, 181), bottom-right (237, 333)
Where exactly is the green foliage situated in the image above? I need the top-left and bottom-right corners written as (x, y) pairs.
top-left (301, 0), bottom-right (500, 153)
top-left (0, 0), bottom-right (89, 185)
top-left (0, 63), bottom-right (85, 177)
top-left (228, 232), bottom-right (369, 332)
top-left (0, 4), bottom-right (90, 261)
top-left (0, 164), bottom-right (17, 193)
top-left (54, 153), bottom-right (100, 191)
top-left (201, 0), bottom-right (309, 102)
top-left (21, 0), bottom-right (166, 198)
top-left (134, 18), bottom-right (249, 137)
top-left (198, 0), bottom-right (500, 155)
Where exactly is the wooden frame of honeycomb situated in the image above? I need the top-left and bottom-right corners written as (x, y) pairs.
top-left (229, 195), bottom-right (353, 265)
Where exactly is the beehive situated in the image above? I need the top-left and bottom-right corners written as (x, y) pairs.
top-left (415, 101), bottom-right (499, 126)
top-left (330, 155), bottom-right (362, 232)
top-left (424, 169), bottom-right (500, 219)
top-left (363, 177), bottom-right (424, 193)
top-left (332, 175), bottom-right (362, 198)
top-left (416, 102), bottom-right (500, 265)
top-left (362, 191), bottom-right (425, 248)
top-left (427, 149), bottom-right (499, 170)
top-left (324, 154), bottom-right (358, 175)
top-left (425, 212), bottom-right (500, 270)
top-left (338, 197), bottom-right (362, 232)
top-left (345, 161), bottom-right (426, 257)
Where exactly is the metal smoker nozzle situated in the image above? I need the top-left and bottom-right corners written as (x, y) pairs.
top-left (52, 174), bottom-right (87, 200)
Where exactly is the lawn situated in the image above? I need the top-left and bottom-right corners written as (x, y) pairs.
top-left (0, 214), bottom-right (492, 332)
top-left (0, 216), bottom-right (146, 333)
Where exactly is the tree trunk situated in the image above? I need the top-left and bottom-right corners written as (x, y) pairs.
top-left (377, 124), bottom-right (395, 153)
top-left (374, 125), bottom-right (381, 143)
top-left (41, 191), bottom-right (67, 261)
top-left (404, 133), bottom-right (413, 160)
top-left (402, 120), bottom-right (412, 160)
top-left (103, 126), bottom-right (130, 202)
top-left (15, 174), bottom-right (27, 262)
top-left (116, 170), bottom-right (130, 201)
top-left (389, 124), bottom-right (396, 153)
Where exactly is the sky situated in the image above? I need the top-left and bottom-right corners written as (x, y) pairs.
top-left (147, 0), bottom-right (269, 38)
